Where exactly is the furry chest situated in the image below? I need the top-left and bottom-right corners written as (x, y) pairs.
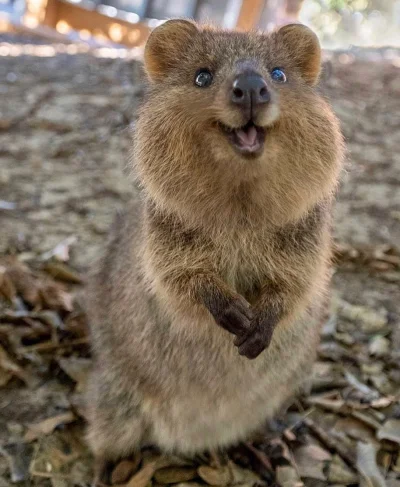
top-left (217, 239), bottom-right (272, 297)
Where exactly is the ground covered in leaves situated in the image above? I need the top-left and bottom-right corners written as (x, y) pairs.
top-left (0, 36), bottom-right (399, 486)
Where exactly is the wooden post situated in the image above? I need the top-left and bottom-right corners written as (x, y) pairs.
top-left (236, 0), bottom-right (265, 31)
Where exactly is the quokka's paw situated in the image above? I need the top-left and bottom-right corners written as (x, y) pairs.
top-left (234, 313), bottom-right (277, 359)
top-left (212, 294), bottom-right (253, 338)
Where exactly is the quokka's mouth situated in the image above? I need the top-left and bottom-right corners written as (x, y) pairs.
top-left (219, 120), bottom-right (266, 156)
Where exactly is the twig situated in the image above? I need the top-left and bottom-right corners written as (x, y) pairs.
top-left (30, 470), bottom-right (71, 479)
top-left (16, 337), bottom-right (88, 353)
top-left (244, 442), bottom-right (273, 471)
top-left (303, 417), bottom-right (357, 468)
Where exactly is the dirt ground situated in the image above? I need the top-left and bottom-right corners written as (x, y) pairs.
top-left (0, 36), bottom-right (399, 486)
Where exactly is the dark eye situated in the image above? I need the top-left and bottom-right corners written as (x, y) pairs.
top-left (271, 68), bottom-right (286, 83)
top-left (195, 69), bottom-right (213, 88)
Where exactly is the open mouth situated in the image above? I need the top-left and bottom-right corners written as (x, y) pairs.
top-left (219, 121), bottom-right (266, 156)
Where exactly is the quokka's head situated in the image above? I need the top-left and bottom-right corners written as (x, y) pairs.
top-left (135, 20), bottom-right (343, 225)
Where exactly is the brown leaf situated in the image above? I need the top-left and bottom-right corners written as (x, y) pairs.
top-left (39, 283), bottom-right (74, 311)
top-left (370, 397), bottom-right (394, 409)
top-left (24, 412), bottom-right (76, 442)
top-left (111, 456), bottom-right (141, 484)
top-left (306, 395), bottom-right (347, 413)
top-left (4, 261), bottom-right (41, 306)
top-left (334, 417), bottom-right (376, 442)
top-left (0, 265), bottom-right (16, 302)
top-left (0, 344), bottom-right (35, 386)
top-left (58, 357), bottom-right (91, 393)
top-left (125, 461), bottom-right (157, 487)
top-left (43, 261), bottom-right (82, 284)
top-left (293, 445), bottom-right (331, 481)
top-left (154, 467), bottom-right (198, 484)
top-left (0, 367), bottom-right (13, 387)
top-left (198, 465), bottom-right (232, 486)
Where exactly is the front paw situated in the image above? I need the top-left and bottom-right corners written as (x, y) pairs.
top-left (234, 313), bottom-right (277, 360)
top-left (213, 295), bottom-right (253, 337)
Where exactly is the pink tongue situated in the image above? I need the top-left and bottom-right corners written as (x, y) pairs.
top-left (236, 125), bottom-right (258, 147)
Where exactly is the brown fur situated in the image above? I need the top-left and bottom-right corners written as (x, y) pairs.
top-left (86, 20), bottom-right (344, 483)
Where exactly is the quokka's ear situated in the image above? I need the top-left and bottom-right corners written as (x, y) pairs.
top-left (144, 19), bottom-right (199, 82)
top-left (275, 23), bottom-right (321, 86)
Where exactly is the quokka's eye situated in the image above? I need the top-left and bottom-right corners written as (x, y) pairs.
top-left (195, 69), bottom-right (213, 88)
top-left (271, 68), bottom-right (287, 83)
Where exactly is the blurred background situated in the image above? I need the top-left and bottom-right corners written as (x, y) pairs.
top-left (0, 0), bottom-right (400, 49)
top-left (0, 0), bottom-right (400, 486)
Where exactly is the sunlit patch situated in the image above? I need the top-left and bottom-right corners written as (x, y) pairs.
top-left (56, 20), bottom-right (70, 34)
top-left (109, 23), bottom-right (126, 43)
top-left (0, 42), bottom-right (142, 59)
top-left (24, 14), bottom-right (39, 28)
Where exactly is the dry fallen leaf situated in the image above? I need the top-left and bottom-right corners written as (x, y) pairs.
top-left (0, 368), bottom-right (13, 387)
top-left (328, 454), bottom-right (358, 484)
top-left (43, 261), bottom-right (82, 284)
top-left (228, 461), bottom-right (261, 485)
top-left (357, 442), bottom-right (387, 487)
top-left (198, 465), bottom-right (232, 486)
top-left (0, 344), bottom-right (35, 386)
top-left (124, 461), bottom-right (157, 487)
top-left (377, 419), bottom-right (400, 445)
top-left (58, 356), bottom-right (91, 393)
top-left (24, 412), bottom-right (76, 442)
top-left (2, 260), bottom-right (41, 306)
top-left (111, 456), bottom-right (142, 484)
top-left (154, 466), bottom-right (198, 484)
top-left (293, 444), bottom-right (331, 480)
top-left (276, 466), bottom-right (303, 487)
top-left (0, 265), bottom-right (16, 302)
top-left (39, 283), bottom-right (74, 312)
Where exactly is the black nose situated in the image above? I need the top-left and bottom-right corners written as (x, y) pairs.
top-left (231, 73), bottom-right (270, 110)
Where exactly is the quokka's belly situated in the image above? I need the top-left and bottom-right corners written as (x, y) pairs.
top-left (144, 312), bottom-right (319, 454)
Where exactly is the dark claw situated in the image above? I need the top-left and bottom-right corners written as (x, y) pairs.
top-left (236, 314), bottom-right (277, 359)
top-left (214, 295), bottom-right (253, 337)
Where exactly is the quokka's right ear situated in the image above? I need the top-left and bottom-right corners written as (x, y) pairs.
top-left (144, 19), bottom-right (199, 82)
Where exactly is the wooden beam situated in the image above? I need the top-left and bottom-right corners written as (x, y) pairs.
top-left (24, 0), bottom-right (150, 47)
top-left (236, 0), bottom-right (265, 31)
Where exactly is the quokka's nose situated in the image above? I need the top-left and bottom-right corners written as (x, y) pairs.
top-left (231, 72), bottom-right (270, 111)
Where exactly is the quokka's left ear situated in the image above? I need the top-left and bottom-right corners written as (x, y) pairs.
top-left (275, 23), bottom-right (321, 86)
